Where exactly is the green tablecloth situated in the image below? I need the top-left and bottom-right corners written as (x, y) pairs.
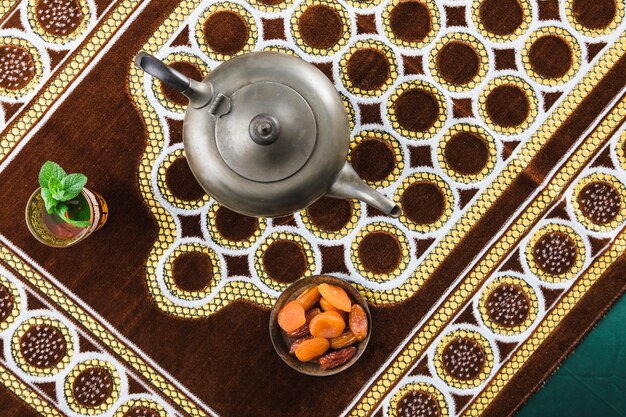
top-left (518, 293), bottom-right (626, 416)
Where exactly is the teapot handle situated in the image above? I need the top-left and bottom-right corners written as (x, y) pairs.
top-left (134, 52), bottom-right (189, 92)
top-left (134, 52), bottom-right (214, 109)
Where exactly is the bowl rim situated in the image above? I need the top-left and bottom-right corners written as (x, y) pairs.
top-left (269, 275), bottom-right (372, 376)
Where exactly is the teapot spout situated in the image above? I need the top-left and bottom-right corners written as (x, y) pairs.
top-left (327, 162), bottom-right (401, 218)
top-left (134, 52), bottom-right (213, 109)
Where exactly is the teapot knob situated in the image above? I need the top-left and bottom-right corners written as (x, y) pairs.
top-left (249, 113), bottom-right (280, 146)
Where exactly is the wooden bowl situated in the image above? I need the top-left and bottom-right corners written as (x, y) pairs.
top-left (269, 275), bottom-right (372, 376)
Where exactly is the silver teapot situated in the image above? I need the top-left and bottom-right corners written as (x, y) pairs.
top-left (134, 51), bottom-right (401, 218)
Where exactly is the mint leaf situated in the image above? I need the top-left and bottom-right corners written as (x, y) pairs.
top-left (48, 176), bottom-right (65, 200)
top-left (38, 161), bottom-right (66, 188)
top-left (60, 174), bottom-right (87, 201)
top-left (41, 187), bottom-right (57, 214)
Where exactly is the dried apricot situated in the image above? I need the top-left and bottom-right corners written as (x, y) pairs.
top-left (320, 347), bottom-right (357, 370)
top-left (330, 331), bottom-right (358, 349)
top-left (318, 283), bottom-right (352, 312)
top-left (309, 310), bottom-right (345, 338)
top-left (295, 337), bottom-right (330, 362)
top-left (277, 300), bottom-right (306, 333)
top-left (320, 297), bottom-right (340, 312)
top-left (296, 286), bottom-right (321, 311)
top-left (289, 335), bottom-right (312, 355)
top-left (287, 307), bottom-right (321, 338)
top-left (349, 304), bottom-right (368, 341)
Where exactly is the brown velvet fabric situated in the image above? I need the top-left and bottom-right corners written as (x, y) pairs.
top-left (478, 0), bottom-right (524, 35)
top-left (165, 156), bottom-right (207, 201)
top-left (573, 0), bottom-right (617, 29)
top-left (346, 48), bottom-right (391, 90)
top-left (306, 197), bottom-right (352, 232)
top-left (0, 0), bottom-right (624, 415)
top-left (528, 35), bottom-right (573, 79)
top-left (0, 386), bottom-right (45, 417)
top-left (444, 132), bottom-right (489, 175)
top-left (436, 41), bottom-right (480, 85)
top-left (485, 84), bottom-right (530, 127)
top-left (172, 252), bottom-right (213, 292)
top-left (351, 139), bottom-right (395, 182)
top-left (298, 5), bottom-right (343, 49)
top-left (203, 11), bottom-right (249, 55)
top-left (389, 1), bottom-right (431, 43)
top-left (394, 89), bottom-right (440, 132)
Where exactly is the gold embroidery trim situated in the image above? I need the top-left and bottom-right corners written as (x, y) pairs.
top-left (349, 85), bottom-right (626, 416)
top-left (0, 0), bottom-right (17, 24)
top-left (0, 362), bottom-right (63, 416)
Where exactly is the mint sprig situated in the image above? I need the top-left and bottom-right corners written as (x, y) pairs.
top-left (38, 161), bottom-right (91, 228)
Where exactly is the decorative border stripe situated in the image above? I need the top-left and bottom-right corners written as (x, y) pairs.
top-left (0, 243), bottom-right (213, 417)
top-left (0, 0), bottom-right (17, 24)
top-left (0, 0), bottom-right (143, 162)
top-left (464, 226), bottom-right (626, 416)
top-left (0, 363), bottom-right (64, 416)
top-left (349, 90), bottom-right (626, 416)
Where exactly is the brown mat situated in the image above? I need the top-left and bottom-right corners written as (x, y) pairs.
top-left (0, 0), bottom-right (625, 416)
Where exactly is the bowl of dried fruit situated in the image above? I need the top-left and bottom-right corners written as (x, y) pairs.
top-left (269, 275), bottom-right (371, 376)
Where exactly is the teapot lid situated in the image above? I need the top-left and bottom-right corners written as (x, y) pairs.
top-left (215, 81), bottom-right (317, 183)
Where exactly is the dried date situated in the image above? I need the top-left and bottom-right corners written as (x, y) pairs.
top-left (319, 347), bottom-right (357, 370)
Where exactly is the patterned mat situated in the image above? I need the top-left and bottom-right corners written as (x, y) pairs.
top-left (0, 0), bottom-right (625, 415)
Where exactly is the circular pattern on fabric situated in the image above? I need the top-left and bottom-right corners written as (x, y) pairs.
top-left (254, 231), bottom-right (316, 291)
top-left (350, 221), bottom-right (410, 282)
top-left (114, 398), bottom-right (167, 417)
top-left (64, 359), bottom-right (121, 414)
top-left (478, 76), bottom-right (538, 135)
top-left (291, 1), bottom-right (350, 55)
top-left (163, 243), bottom-right (221, 301)
top-left (479, 276), bottom-right (538, 335)
top-left (522, 27), bottom-right (581, 85)
top-left (11, 316), bottom-right (73, 376)
top-left (437, 124), bottom-right (497, 183)
top-left (386, 382), bottom-right (448, 417)
top-left (348, 130), bottom-right (404, 188)
top-left (151, 52), bottom-right (208, 113)
top-left (394, 172), bottom-right (454, 233)
top-left (382, 0), bottom-right (441, 49)
top-left (340, 39), bottom-right (398, 97)
top-left (195, 3), bottom-right (257, 61)
top-left (571, 172), bottom-right (626, 232)
top-left (28, 0), bottom-right (90, 43)
top-left (206, 203), bottom-right (266, 249)
top-left (565, 0), bottom-right (625, 37)
top-left (0, 37), bottom-right (43, 99)
top-left (526, 223), bottom-right (586, 283)
top-left (387, 80), bottom-right (447, 139)
top-left (434, 329), bottom-right (494, 389)
top-left (156, 148), bottom-right (210, 210)
top-left (0, 275), bottom-right (21, 332)
top-left (471, 0), bottom-right (532, 42)
top-left (301, 198), bottom-right (361, 240)
top-left (428, 32), bottom-right (489, 92)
